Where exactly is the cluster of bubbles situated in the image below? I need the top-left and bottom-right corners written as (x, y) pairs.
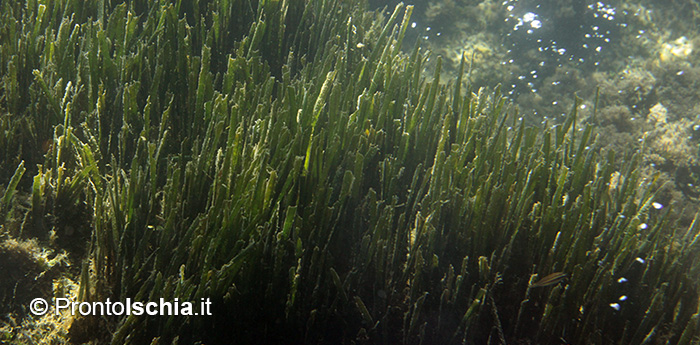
top-left (607, 202), bottom-right (662, 312)
top-left (502, 0), bottom-right (624, 95)
top-left (374, 0), bottom-right (632, 106)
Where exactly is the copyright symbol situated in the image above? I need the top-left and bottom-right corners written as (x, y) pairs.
top-left (30, 298), bottom-right (49, 316)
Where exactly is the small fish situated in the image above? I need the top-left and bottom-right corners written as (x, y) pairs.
top-left (41, 138), bottom-right (54, 153)
top-left (530, 272), bottom-right (567, 288)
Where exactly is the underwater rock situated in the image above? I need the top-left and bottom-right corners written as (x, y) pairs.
top-left (658, 36), bottom-right (694, 62)
top-left (0, 238), bottom-right (67, 318)
top-left (646, 102), bottom-right (667, 126)
top-left (596, 67), bottom-right (657, 111)
top-left (646, 118), bottom-right (696, 168)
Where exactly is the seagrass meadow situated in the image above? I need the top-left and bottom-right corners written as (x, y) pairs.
top-left (1, 0), bottom-right (700, 344)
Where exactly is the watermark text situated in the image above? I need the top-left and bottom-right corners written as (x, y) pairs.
top-left (30, 297), bottom-right (212, 316)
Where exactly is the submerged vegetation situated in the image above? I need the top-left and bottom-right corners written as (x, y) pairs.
top-left (1, 0), bottom-right (699, 344)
